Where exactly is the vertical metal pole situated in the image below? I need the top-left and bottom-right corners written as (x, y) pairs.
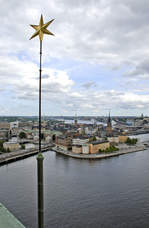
top-left (37, 40), bottom-right (44, 228)
top-left (39, 40), bottom-right (42, 154)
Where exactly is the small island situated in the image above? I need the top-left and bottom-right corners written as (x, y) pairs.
top-left (53, 115), bottom-right (145, 159)
top-left (0, 114), bottom-right (147, 164)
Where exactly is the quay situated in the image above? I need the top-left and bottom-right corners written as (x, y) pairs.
top-left (52, 144), bottom-right (146, 159)
top-left (0, 144), bottom-right (53, 166)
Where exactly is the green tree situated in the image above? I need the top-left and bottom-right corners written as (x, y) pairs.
top-left (0, 140), bottom-right (4, 148)
top-left (21, 144), bottom-right (25, 150)
top-left (99, 145), bottom-right (119, 153)
top-left (7, 148), bottom-right (10, 153)
top-left (5, 131), bottom-right (9, 139)
top-left (0, 141), bottom-right (7, 153)
top-left (89, 136), bottom-right (97, 142)
top-left (126, 137), bottom-right (138, 145)
top-left (19, 132), bottom-right (27, 139)
top-left (92, 136), bottom-right (96, 141)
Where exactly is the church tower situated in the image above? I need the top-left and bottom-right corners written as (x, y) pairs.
top-left (74, 113), bottom-right (78, 126)
top-left (106, 112), bottom-right (112, 136)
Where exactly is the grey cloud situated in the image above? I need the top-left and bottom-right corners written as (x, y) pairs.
top-left (1, 0), bottom-right (149, 115)
top-left (81, 81), bottom-right (96, 89)
top-left (35, 74), bottom-right (50, 80)
top-left (1, 0), bottom-right (149, 69)
top-left (126, 60), bottom-right (149, 79)
top-left (42, 74), bottom-right (50, 79)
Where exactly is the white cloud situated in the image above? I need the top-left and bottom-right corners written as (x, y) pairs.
top-left (1, 0), bottom-right (149, 66)
top-left (0, 55), bottom-right (74, 99)
top-left (0, 0), bottom-right (149, 115)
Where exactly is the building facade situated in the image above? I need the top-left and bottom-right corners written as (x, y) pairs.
top-left (56, 136), bottom-right (72, 151)
top-left (89, 140), bottom-right (110, 154)
top-left (3, 142), bottom-right (20, 151)
top-left (118, 135), bottom-right (128, 143)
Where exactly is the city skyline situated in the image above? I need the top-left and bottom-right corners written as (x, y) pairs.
top-left (1, 0), bottom-right (149, 116)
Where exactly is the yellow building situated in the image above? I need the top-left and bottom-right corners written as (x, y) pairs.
top-left (56, 136), bottom-right (72, 151)
top-left (118, 135), bottom-right (128, 143)
top-left (72, 145), bottom-right (82, 154)
top-left (3, 142), bottom-right (20, 151)
top-left (108, 137), bottom-right (119, 144)
top-left (89, 140), bottom-right (110, 154)
top-left (0, 122), bottom-right (10, 129)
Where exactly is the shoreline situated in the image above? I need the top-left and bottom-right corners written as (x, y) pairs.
top-left (0, 145), bottom-right (53, 166)
top-left (52, 144), bottom-right (146, 159)
top-left (0, 143), bottom-right (147, 166)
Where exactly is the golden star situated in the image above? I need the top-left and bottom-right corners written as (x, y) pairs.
top-left (30, 14), bottom-right (54, 40)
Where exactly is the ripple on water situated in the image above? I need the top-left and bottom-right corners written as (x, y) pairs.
top-left (0, 149), bottom-right (149, 227)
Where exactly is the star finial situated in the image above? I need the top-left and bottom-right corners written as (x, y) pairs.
top-left (30, 14), bottom-right (54, 40)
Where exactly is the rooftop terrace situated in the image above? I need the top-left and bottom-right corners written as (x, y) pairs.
top-left (0, 203), bottom-right (25, 228)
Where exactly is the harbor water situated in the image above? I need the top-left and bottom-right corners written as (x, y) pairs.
top-left (0, 137), bottom-right (149, 227)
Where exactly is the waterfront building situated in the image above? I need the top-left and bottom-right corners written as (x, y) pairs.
top-left (56, 136), bottom-right (72, 151)
top-left (89, 140), bottom-right (110, 154)
top-left (25, 143), bottom-right (36, 150)
top-left (72, 145), bottom-right (82, 154)
top-left (118, 135), bottom-right (128, 143)
top-left (72, 137), bottom-right (89, 145)
top-left (72, 137), bottom-right (90, 154)
top-left (3, 142), bottom-right (20, 151)
top-left (72, 144), bottom-right (90, 154)
top-left (107, 137), bottom-right (119, 145)
top-left (82, 144), bottom-right (89, 154)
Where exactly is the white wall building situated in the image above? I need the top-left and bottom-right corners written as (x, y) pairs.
top-left (82, 144), bottom-right (89, 154)
top-left (10, 121), bottom-right (19, 129)
top-left (72, 138), bottom-right (89, 145)
top-left (3, 142), bottom-right (20, 151)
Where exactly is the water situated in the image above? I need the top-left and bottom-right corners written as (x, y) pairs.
top-left (1, 149), bottom-right (149, 227)
top-left (131, 133), bottom-right (149, 142)
top-left (55, 118), bottom-right (107, 125)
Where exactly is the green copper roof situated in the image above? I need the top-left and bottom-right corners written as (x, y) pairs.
top-left (0, 203), bottom-right (25, 228)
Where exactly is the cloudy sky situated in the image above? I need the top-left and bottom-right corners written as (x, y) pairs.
top-left (0, 0), bottom-right (149, 116)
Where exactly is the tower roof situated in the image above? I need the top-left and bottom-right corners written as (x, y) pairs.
top-left (107, 112), bottom-right (111, 124)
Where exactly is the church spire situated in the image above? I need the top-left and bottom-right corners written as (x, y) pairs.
top-left (74, 112), bottom-right (78, 125)
top-left (108, 111), bottom-right (111, 124)
top-left (106, 111), bottom-right (112, 136)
